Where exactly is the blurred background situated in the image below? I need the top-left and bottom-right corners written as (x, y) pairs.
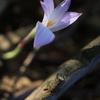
top-left (0, 0), bottom-right (100, 100)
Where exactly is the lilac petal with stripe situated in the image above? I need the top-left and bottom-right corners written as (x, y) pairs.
top-left (49, 12), bottom-right (82, 32)
top-left (44, 0), bottom-right (54, 13)
top-left (65, 12), bottom-right (82, 25)
top-left (34, 22), bottom-right (55, 47)
top-left (40, 1), bottom-right (50, 25)
top-left (49, 0), bottom-right (71, 23)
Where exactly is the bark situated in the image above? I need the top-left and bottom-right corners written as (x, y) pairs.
top-left (25, 36), bottom-right (100, 100)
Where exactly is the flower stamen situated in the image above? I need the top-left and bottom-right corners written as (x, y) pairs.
top-left (46, 21), bottom-right (55, 27)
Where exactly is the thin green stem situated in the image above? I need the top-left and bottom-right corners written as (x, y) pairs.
top-left (1, 27), bottom-right (36, 59)
top-left (28, 27), bottom-right (36, 38)
top-left (1, 47), bottom-right (22, 59)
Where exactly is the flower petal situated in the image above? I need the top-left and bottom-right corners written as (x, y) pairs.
top-left (34, 22), bottom-right (55, 47)
top-left (49, 12), bottom-right (82, 32)
top-left (48, 0), bottom-right (71, 23)
top-left (40, 1), bottom-right (50, 25)
top-left (44, 0), bottom-right (54, 13)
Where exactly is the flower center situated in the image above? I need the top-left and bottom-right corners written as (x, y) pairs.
top-left (46, 21), bottom-right (55, 27)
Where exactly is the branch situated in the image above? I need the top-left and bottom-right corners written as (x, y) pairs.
top-left (25, 36), bottom-right (100, 100)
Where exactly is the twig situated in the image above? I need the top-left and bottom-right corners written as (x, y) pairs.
top-left (12, 47), bottom-right (40, 92)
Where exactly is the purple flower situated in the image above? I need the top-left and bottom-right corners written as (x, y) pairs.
top-left (34, 0), bottom-right (82, 47)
